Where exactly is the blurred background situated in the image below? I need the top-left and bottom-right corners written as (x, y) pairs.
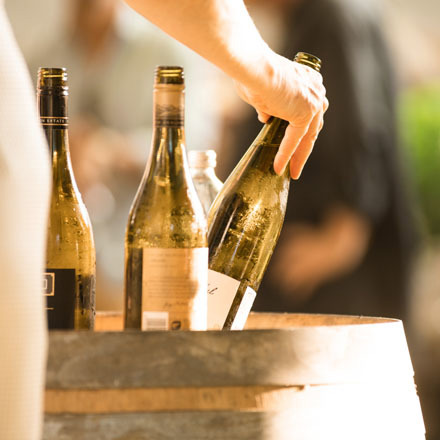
top-left (5, 0), bottom-right (440, 437)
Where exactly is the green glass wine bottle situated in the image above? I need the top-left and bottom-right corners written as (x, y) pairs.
top-left (207, 53), bottom-right (322, 330)
top-left (38, 67), bottom-right (96, 330)
top-left (124, 66), bottom-right (208, 331)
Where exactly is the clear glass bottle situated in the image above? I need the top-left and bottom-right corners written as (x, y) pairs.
top-left (207, 53), bottom-right (322, 330)
top-left (188, 149), bottom-right (223, 215)
top-left (124, 66), bottom-right (208, 331)
top-left (38, 67), bottom-right (96, 330)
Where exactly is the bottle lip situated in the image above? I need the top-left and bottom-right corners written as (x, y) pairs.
top-left (155, 66), bottom-right (184, 85)
top-left (37, 67), bottom-right (68, 92)
top-left (294, 52), bottom-right (321, 72)
top-left (188, 149), bottom-right (217, 169)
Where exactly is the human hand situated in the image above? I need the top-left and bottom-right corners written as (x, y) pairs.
top-left (234, 51), bottom-right (328, 179)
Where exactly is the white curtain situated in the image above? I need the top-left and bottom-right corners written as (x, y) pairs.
top-left (0, 2), bottom-right (50, 439)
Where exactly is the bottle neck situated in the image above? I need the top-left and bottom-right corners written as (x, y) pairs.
top-left (256, 117), bottom-right (289, 147)
top-left (38, 91), bottom-right (78, 195)
top-left (246, 117), bottom-right (289, 175)
top-left (191, 166), bottom-right (218, 180)
top-left (224, 116), bottom-right (290, 183)
top-left (151, 84), bottom-right (186, 154)
top-left (148, 85), bottom-right (188, 182)
top-left (153, 84), bottom-right (184, 129)
top-left (38, 92), bottom-right (70, 157)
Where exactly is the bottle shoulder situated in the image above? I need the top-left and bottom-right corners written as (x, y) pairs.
top-left (209, 163), bottom-right (289, 223)
top-left (46, 206), bottom-right (95, 267)
top-left (49, 188), bottom-right (94, 240)
top-left (127, 179), bottom-right (207, 247)
top-left (129, 176), bottom-right (205, 219)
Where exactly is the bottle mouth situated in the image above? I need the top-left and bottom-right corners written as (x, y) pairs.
top-left (294, 53), bottom-right (321, 72)
top-left (37, 67), bottom-right (68, 91)
top-left (188, 150), bottom-right (217, 169)
top-left (154, 66), bottom-right (184, 85)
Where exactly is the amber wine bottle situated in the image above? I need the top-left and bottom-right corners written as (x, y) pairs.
top-left (208, 53), bottom-right (322, 330)
top-left (124, 66), bottom-right (208, 331)
top-left (38, 67), bottom-right (96, 330)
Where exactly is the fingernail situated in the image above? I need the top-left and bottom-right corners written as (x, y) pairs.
top-left (274, 157), bottom-right (287, 176)
top-left (291, 166), bottom-right (303, 180)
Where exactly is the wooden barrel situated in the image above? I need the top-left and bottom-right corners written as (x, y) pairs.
top-left (44, 312), bottom-right (425, 440)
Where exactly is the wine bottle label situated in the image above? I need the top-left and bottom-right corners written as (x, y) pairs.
top-left (154, 86), bottom-right (184, 127)
top-left (207, 269), bottom-right (240, 330)
top-left (44, 269), bottom-right (76, 329)
top-left (141, 247), bottom-right (208, 330)
top-left (40, 116), bottom-right (68, 128)
top-left (142, 311), bottom-right (169, 331)
top-left (230, 286), bottom-right (256, 331)
top-left (154, 104), bottom-right (184, 127)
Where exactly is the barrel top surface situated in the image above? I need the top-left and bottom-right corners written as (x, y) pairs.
top-left (95, 311), bottom-right (399, 331)
top-left (47, 312), bottom-right (414, 389)
top-left (244, 312), bottom-right (399, 329)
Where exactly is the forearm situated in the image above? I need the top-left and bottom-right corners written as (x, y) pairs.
top-left (124, 0), bottom-right (273, 87)
top-left (125, 0), bottom-right (327, 178)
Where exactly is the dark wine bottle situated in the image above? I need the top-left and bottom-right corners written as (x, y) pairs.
top-left (38, 67), bottom-right (96, 330)
top-left (207, 53), bottom-right (322, 330)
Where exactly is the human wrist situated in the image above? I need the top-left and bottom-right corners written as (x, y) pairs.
top-left (233, 44), bottom-right (277, 91)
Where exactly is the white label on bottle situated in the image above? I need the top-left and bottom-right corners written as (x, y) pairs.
top-left (207, 269), bottom-right (240, 330)
top-left (142, 311), bottom-right (169, 331)
top-left (43, 273), bottom-right (55, 297)
top-left (142, 248), bottom-right (208, 330)
top-left (230, 286), bottom-right (256, 331)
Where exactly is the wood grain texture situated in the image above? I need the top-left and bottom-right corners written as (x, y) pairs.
top-left (245, 312), bottom-right (393, 328)
top-left (45, 313), bottom-right (425, 439)
top-left (45, 386), bottom-right (305, 413)
top-left (44, 384), bottom-right (426, 440)
top-left (44, 412), bottom-right (270, 440)
top-left (45, 382), bottom-right (423, 415)
top-left (94, 311), bottom-right (396, 331)
top-left (48, 314), bottom-right (413, 389)
top-left (94, 311), bottom-right (123, 331)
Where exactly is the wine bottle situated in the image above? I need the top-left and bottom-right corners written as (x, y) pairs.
top-left (38, 67), bottom-right (96, 330)
top-left (207, 53), bottom-right (322, 330)
top-left (188, 149), bottom-right (223, 215)
top-left (124, 66), bottom-right (208, 331)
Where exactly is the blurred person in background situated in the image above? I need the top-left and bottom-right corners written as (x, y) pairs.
top-left (220, 0), bottom-right (420, 322)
